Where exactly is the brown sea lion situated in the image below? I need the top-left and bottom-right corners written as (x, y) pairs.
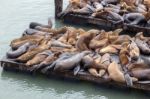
top-left (35, 26), bottom-right (67, 36)
top-left (53, 51), bottom-right (91, 70)
top-left (89, 30), bottom-right (109, 49)
top-left (130, 69), bottom-right (150, 80)
top-left (17, 40), bottom-right (50, 63)
top-left (76, 32), bottom-right (97, 51)
top-left (11, 35), bottom-right (44, 50)
top-left (26, 50), bottom-right (51, 66)
top-left (119, 42), bottom-right (130, 65)
top-left (50, 46), bottom-right (77, 53)
top-left (7, 42), bottom-right (32, 58)
top-left (112, 35), bottom-right (131, 44)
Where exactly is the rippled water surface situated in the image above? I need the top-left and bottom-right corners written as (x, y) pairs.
top-left (0, 0), bottom-right (149, 99)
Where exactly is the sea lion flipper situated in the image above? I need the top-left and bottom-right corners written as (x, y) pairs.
top-left (73, 64), bottom-right (81, 76)
top-left (124, 73), bottom-right (133, 87)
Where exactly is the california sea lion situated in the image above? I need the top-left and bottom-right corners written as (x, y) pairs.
top-left (100, 53), bottom-right (111, 69)
top-left (93, 2), bottom-right (103, 12)
top-left (128, 40), bottom-right (140, 60)
top-left (76, 32), bottom-right (97, 51)
top-left (11, 35), bottom-right (44, 50)
top-left (7, 42), bottom-right (31, 58)
top-left (50, 39), bottom-right (72, 49)
top-left (130, 69), bottom-right (150, 80)
top-left (26, 50), bottom-right (52, 66)
top-left (17, 40), bottom-right (50, 63)
top-left (88, 68), bottom-right (102, 77)
top-left (112, 35), bottom-right (131, 44)
top-left (99, 44), bottom-right (121, 54)
top-left (29, 18), bottom-right (52, 29)
top-left (53, 51), bottom-right (91, 70)
top-left (123, 13), bottom-right (146, 25)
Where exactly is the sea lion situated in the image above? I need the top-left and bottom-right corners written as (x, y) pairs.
top-left (128, 40), bottom-right (140, 60)
top-left (101, 0), bottom-right (118, 6)
top-left (135, 36), bottom-right (150, 55)
top-left (76, 32), bottom-right (97, 51)
top-left (29, 52), bottom-right (58, 72)
top-left (50, 39), bottom-right (72, 49)
top-left (112, 35), bottom-right (131, 44)
top-left (88, 68), bottom-right (102, 77)
top-left (108, 61), bottom-right (126, 83)
top-left (29, 18), bottom-right (52, 29)
top-left (26, 50), bottom-right (52, 66)
top-left (123, 13), bottom-right (146, 25)
top-left (99, 45), bottom-right (121, 54)
top-left (92, 10), bottom-right (124, 23)
top-left (35, 26), bottom-right (67, 36)
top-left (7, 42), bottom-right (31, 58)
top-left (53, 51), bottom-right (91, 70)
top-left (93, 2), bottom-right (104, 12)
top-left (17, 40), bottom-right (50, 63)
top-left (130, 69), bottom-right (150, 80)
top-left (11, 35), bottom-right (44, 50)
top-left (89, 30), bottom-right (109, 49)
top-left (100, 53), bottom-right (111, 69)
top-left (50, 46), bottom-right (77, 53)
top-left (72, 4), bottom-right (95, 15)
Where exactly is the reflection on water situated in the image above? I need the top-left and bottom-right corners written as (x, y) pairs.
top-left (0, 0), bottom-right (149, 99)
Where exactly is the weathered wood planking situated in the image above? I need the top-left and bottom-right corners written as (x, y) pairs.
top-left (0, 58), bottom-right (150, 92)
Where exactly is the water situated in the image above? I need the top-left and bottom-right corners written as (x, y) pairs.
top-left (0, 0), bottom-right (149, 99)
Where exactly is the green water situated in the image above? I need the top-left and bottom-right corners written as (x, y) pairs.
top-left (0, 0), bottom-right (149, 99)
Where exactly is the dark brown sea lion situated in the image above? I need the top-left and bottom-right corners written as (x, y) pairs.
top-left (26, 50), bottom-right (52, 66)
top-left (53, 51), bottom-right (91, 70)
top-left (76, 32), bottom-right (97, 51)
top-left (123, 13), bottom-right (146, 25)
top-left (130, 69), bottom-right (150, 80)
top-left (7, 42), bottom-right (31, 58)
top-left (29, 18), bottom-right (52, 29)
top-left (17, 40), bottom-right (50, 63)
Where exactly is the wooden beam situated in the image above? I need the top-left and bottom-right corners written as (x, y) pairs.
top-left (55, 0), bottom-right (63, 18)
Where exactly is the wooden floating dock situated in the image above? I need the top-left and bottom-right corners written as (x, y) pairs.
top-left (54, 0), bottom-right (150, 35)
top-left (1, 58), bottom-right (150, 92)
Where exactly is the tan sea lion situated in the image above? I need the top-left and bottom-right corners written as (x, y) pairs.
top-left (17, 40), bottom-right (50, 63)
top-left (100, 53), bottom-right (111, 69)
top-left (26, 50), bottom-right (52, 66)
top-left (112, 35), bottom-right (131, 44)
top-left (88, 68), bottom-right (102, 77)
top-left (99, 45), bottom-right (121, 54)
top-left (50, 47), bottom-right (77, 53)
top-left (108, 61), bottom-right (126, 83)
top-left (11, 35), bottom-right (44, 49)
top-left (76, 32), bottom-right (97, 51)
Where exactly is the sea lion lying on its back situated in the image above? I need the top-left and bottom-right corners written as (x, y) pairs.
top-left (76, 31), bottom-right (97, 51)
